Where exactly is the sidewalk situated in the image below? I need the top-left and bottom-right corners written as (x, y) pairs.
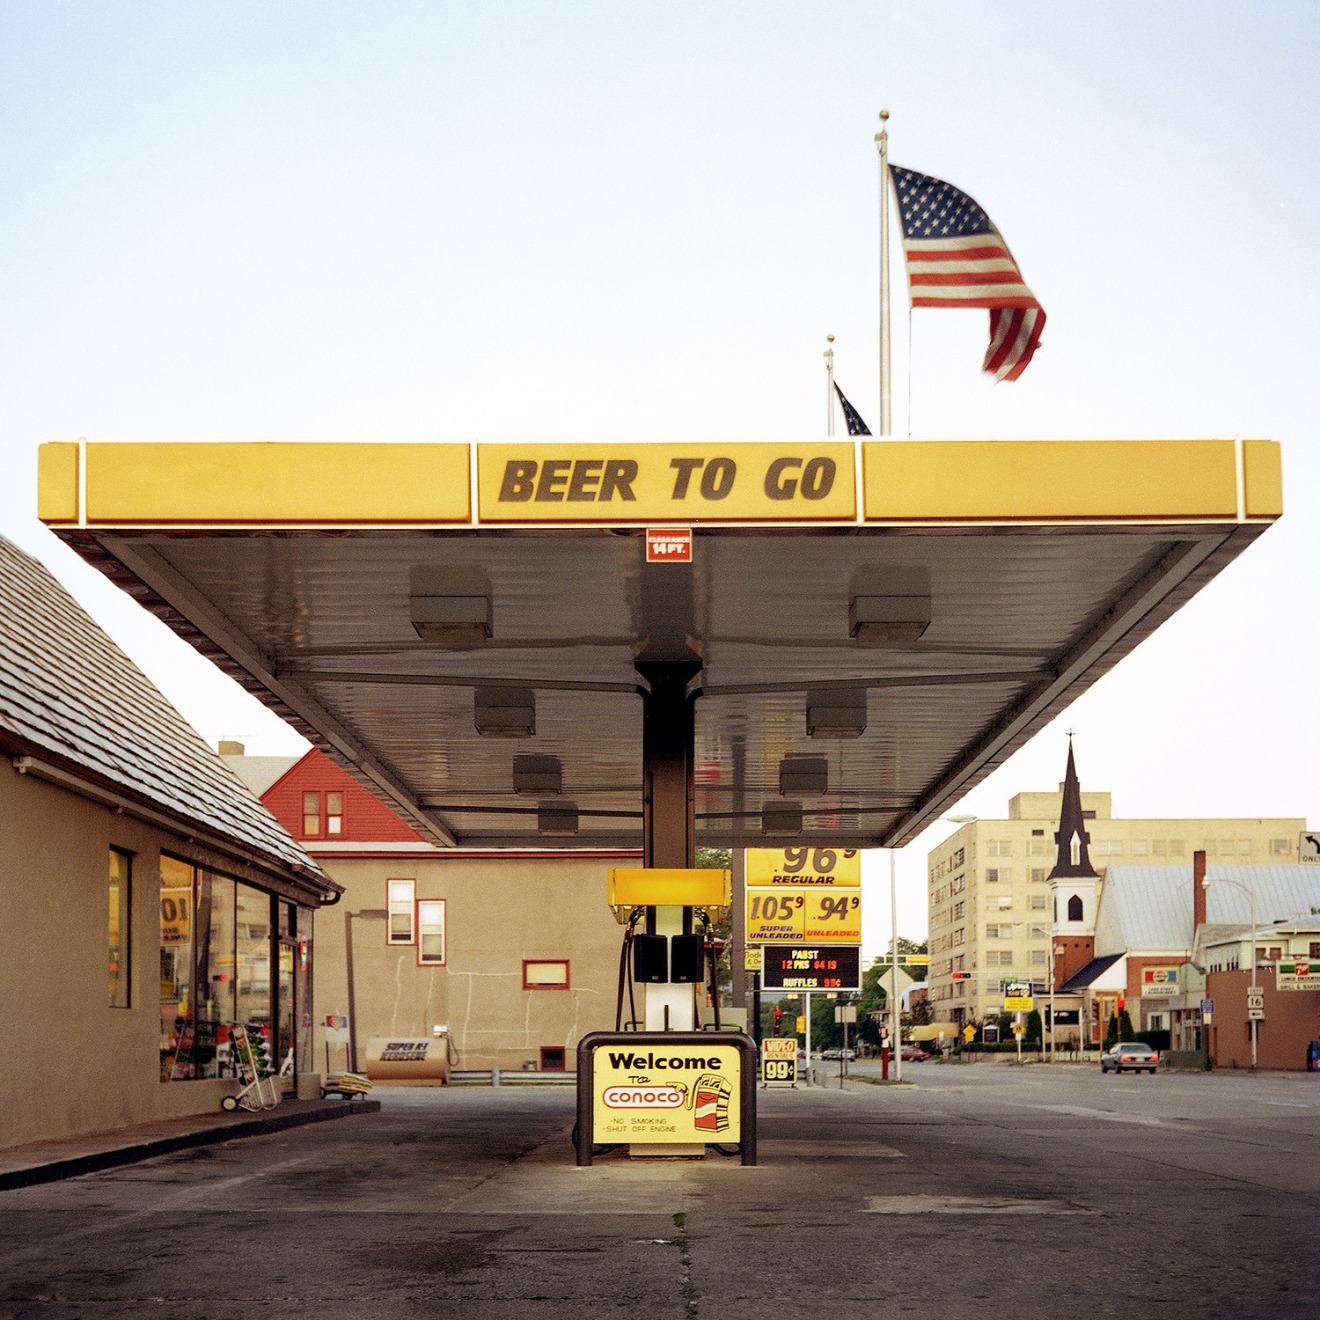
top-left (0, 1095), bottom-right (380, 1190)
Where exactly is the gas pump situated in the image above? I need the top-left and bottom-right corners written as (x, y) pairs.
top-left (574, 867), bottom-right (758, 1166)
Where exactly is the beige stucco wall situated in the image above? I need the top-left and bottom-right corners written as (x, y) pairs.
top-left (313, 853), bottom-right (630, 1072)
top-left (1, 765), bottom-right (240, 1149)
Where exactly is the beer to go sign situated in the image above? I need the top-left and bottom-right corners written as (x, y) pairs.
top-left (477, 443), bottom-right (856, 523)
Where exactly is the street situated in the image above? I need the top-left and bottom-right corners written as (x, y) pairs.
top-left (1, 1063), bottom-right (1317, 1318)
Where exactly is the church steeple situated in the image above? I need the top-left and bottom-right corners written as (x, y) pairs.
top-left (1047, 738), bottom-right (1099, 881)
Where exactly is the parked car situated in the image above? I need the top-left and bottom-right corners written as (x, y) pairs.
top-left (899, 1045), bottom-right (930, 1062)
top-left (821, 1049), bottom-right (856, 1060)
top-left (1100, 1042), bottom-right (1159, 1074)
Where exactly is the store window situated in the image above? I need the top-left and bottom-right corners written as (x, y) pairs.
top-left (417, 899), bottom-right (447, 966)
top-left (109, 848), bottom-right (132, 1008)
top-left (160, 854), bottom-right (278, 1083)
top-left (388, 879), bottom-right (416, 944)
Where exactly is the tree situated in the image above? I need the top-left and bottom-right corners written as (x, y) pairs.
top-left (1025, 1009), bottom-right (1043, 1046)
top-left (695, 848), bottom-right (733, 1000)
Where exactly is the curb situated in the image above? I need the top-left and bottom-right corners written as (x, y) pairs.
top-left (0, 1099), bottom-right (381, 1191)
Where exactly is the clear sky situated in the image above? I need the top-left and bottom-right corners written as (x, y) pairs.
top-left (3, 2), bottom-right (1318, 956)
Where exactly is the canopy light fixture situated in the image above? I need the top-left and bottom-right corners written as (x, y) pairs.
top-left (848, 565), bottom-right (931, 644)
top-left (779, 755), bottom-right (828, 796)
top-left (806, 688), bottom-right (867, 739)
top-left (474, 686), bottom-right (535, 738)
top-left (513, 754), bottom-right (562, 795)
top-left (762, 801), bottom-right (804, 836)
top-left (409, 565), bottom-right (493, 645)
top-left (537, 801), bottom-right (579, 836)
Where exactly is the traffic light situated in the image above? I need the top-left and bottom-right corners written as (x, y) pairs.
top-left (951, 971), bottom-right (970, 980)
top-left (773, 1006), bottom-right (783, 1036)
top-left (1117, 997), bottom-right (1126, 1011)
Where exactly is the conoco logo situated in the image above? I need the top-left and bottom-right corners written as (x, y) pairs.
top-left (603, 1086), bottom-right (685, 1109)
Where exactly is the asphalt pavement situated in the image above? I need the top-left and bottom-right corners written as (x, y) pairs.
top-left (2, 1063), bottom-right (1318, 1318)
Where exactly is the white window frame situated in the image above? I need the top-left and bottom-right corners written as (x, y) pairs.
top-left (417, 898), bottom-right (446, 966)
top-left (387, 878), bottom-right (416, 945)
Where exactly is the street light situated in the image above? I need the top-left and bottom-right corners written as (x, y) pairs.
top-left (1201, 876), bottom-right (1258, 1072)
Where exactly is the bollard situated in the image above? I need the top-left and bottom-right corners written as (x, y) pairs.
top-left (881, 1046), bottom-right (890, 1081)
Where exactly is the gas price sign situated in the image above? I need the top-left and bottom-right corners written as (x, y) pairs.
top-left (746, 847), bottom-right (860, 887)
top-left (761, 945), bottom-right (861, 992)
top-left (746, 887), bottom-right (861, 943)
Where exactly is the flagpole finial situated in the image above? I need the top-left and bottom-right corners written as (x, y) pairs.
top-left (876, 109), bottom-right (889, 143)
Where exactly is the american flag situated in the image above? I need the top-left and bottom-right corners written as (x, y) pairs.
top-left (832, 382), bottom-right (872, 435)
top-left (891, 165), bottom-right (1045, 382)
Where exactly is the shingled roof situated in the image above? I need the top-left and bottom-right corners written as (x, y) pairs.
top-left (0, 534), bottom-right (336, 901)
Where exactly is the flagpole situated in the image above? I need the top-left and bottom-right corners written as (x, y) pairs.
top-left (824, 334), bottom-right (835, 435)
top-left (875, 110), bottom-right (892, 437)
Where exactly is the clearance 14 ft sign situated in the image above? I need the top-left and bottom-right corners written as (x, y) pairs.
top-left (476, 443), bottom-right (857, 523)
top-left (745, 847), bottom-right (862, 945)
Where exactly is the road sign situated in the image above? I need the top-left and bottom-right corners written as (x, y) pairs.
top-left (963, 1025), bottom-right (976, 1044)
top-left (1004, 995), bottom-right (1034, 1012)
top-left (760, 945), bottom-right (862, 992)
top-left (1299, 832), bottom-right (1320, 864)
top-left (1200, 998), bottom-right (1215, 1014)
top-left (1247, 988), bottom-right (1265, 1020)
top-left (746, 887), bottom-right (861, 944)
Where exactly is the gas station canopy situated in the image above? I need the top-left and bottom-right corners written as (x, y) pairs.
top-left (39, 438), bottom-right (1281, 851)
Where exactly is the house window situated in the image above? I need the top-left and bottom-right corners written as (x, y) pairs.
top-left (1031, 868), bottom-right (1047, 883)
top-left (1030, 893), bottom-right (1048, 910)
top-left (986, 840), bottom-right (1013, 857)
top-left (1031, 949), bottom-right (1047, 965)
top-left (109, 848), bottom-right (131, 1008)
top-left (995, 895), bottom-right (1013, 911)
top-left (387, 879), bottom-right (416, 944)
top-left (1310, 942), bottom-right (1320, 959)
top-left (523, 960), bottom-right (571, 989)
top-left (302, 791), bottom-right (344, 837)
top-left (1030, 925), bottom-right (1048, 939)
top-left (540, 1046), bottom-right (566, 1071)
top-left (417, 899), bottom-right (446, 966)
top-left (1067, 895), bottom-right (1084, 922)
top-left (1131, 840), bottom-right (1149, 856)
top-left (1271, 839), bottom-right (1291, 856)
